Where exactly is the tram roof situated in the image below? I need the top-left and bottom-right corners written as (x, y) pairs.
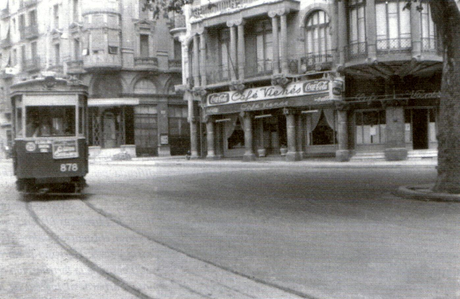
top-left (10, 76), bottom-right (88, 97)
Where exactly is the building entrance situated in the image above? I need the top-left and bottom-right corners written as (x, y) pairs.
top-left (412, 109), bottom-right (429, 150)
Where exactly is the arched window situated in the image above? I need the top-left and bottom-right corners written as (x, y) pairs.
top-left (134, 78), bottom-right (156, 94)
top-left (304, 10), bottom-right (332, 68)
top-left (375, 0), bottom-right (411, 52)
top-left (348, 0), bottom-right (367, 57)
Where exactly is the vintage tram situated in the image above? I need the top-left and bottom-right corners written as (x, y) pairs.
top-left (11, 76), bottom-right (88, 195)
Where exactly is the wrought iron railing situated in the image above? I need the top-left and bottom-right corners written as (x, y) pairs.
top-left (191, 0), bottom-right (260, 18)
top-left (244, 59), bottom-right (273, 78)
top-left (421, 37), bottom-right (442, 54)
top-left (168, 59), bottom-right (182, 69)
top-left (0, 36), bottom-right (11, 48)
top-left (300, 51), bottom-right (334, 72)
top-left (24, 25), bottom-right (39, 39)
top-left (345, 42), bottom-right (367, 61)
top-left (24, 57), bottom-right (41, 72)
top-left (206, 64), bottom-right (232, 84)
top-left (134, 57), bottom-right (159, 67)
top-left (0, 7), bottom-right (9, 19)
top-left (376, 37), bottom-right (412, 54)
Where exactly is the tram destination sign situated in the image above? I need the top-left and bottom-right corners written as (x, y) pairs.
top-left (206, 79), bottom-right (334, 107)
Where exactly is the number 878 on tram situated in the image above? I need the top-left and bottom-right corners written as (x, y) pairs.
top-left (11, 76), bottom-right (89, 195)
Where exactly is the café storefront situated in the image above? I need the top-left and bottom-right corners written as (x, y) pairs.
top-left (201, 76), bottom-right (346, 161)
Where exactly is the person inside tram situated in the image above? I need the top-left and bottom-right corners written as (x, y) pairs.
top-left (25, 112), bottom-right (40, 137)
top-left (38, 114), bottom-right (51, 137)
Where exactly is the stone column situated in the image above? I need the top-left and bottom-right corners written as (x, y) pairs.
top-left (199, 30), bottom-right (207, 86)
top-left (336, 108), bottom-right (350, 161)
top-left (366, 0), bottom-right (377, 62)
top-left (296, 113), bottom-right (304, 159)
top-left (236, 20), bottom-right (245, 80)
top-left (279, 12), bottom-right (289, 73)
top-left (410, 2), bottom-right (421, 59)
top-left (187, 91), bottom-right (199, 159)
top-left (269, 13), bottom-right (280, 74)
top-left (193, 34), bottom-right (200, 87)
top-left (227, 22), bottom-right (238, 81)
top-left (337, 0), bottom-right (348, 65)
top-left (242, 112), bottom-right (256, 161)
top-left (206, 116), bottom-right (216, 159)
top-left (384, 101), bottom-right (408, 161)
top-left (215, 122), bottom-right (223, 159)
top-left (285, 109), bottom-right (301, 161)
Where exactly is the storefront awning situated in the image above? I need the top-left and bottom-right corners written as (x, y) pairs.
top-left (88, 98), bottom-right (139, 107)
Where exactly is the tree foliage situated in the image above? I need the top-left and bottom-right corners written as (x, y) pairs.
top-left (142, 0), bottom-right (193, 18)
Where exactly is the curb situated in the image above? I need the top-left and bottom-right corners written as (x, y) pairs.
top-left (397, 184), bottom-right (460, 202)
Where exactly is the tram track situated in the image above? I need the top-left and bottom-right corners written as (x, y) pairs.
top-left (25, 196), bottom-right (317, 299)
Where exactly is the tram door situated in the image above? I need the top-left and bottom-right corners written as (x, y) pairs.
top-left (103, 112), bottom-right (117, 148)
top-left (412, 109), bottom-right (428, 150)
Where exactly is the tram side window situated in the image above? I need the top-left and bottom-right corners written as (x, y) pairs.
top-left (16, 107), bottom-right (23, 138)
top-left (26, 106), bottom-right (76, 137)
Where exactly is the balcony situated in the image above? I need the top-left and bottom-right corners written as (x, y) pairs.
top-left (191, 0), bottom-right (260, 18)
top-left (0, 70), bottom-right (14, 79)
top-left (421, 37), bottom-right (442, 55)
top-left (345, 42), bottom-right (368, 62)
top-left (66, 60), bottom-right (85, 74)
top-left (244, 59), bottom-right (273, 79)
top-left (134, 57), bottom-right (159, 70)
top-left (0, 36), bottom-right (12, 48)
top-left (47, 64), bottom-right (64, 74)
top-left (300, 51), bottom-right (335, 73)
top-left (24, 57), bottom-right (41, 72)
top-left (83, 52), bottom-right (122, 71)
top-left (24, 0), bottom-right (38, 7)
top-left (376, 38), bottom-right (412, 55)
top-left (206, 64), bottom-right (231, 85)
top-left (24, 25), bottom-right (39, 40)
top-left (0, 7), bottom-right (9, 19)
top-left (168, 59), bottom-right (181, 71)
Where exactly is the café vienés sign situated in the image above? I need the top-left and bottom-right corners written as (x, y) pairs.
top-left (204, 79), bottom-right (337, 115)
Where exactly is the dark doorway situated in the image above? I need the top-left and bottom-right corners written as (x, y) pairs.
top-left (412, 109), bottom-right (428, 150)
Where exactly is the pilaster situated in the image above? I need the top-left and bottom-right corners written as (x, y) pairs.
top-left (242, 111), bottom-right (256, 161)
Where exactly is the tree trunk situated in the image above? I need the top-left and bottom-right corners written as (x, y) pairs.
top-left (430, 1), bottom-right (460, 193)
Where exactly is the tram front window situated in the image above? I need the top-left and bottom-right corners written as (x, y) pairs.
top-left (26, 106), bottom-right (76, 137)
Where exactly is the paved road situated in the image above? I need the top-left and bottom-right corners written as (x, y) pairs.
top-left (1, 160), bottom-right (459, 299)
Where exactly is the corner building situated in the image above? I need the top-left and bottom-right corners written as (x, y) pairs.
top-left (173, 0), bottom-right (442, 161)
top-left (0, 0), bottom-right (186, 159)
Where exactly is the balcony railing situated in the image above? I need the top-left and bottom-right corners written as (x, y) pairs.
top-left (134, 57), bottom-right (159, 68)
top-left (345, 42), bottom-right (367, 61)
top-left (24, 0), bottom-right (38, 7)
top-left (24, 25), bottom-right (39, 39)
top-left (421, 37), bottom-right (442, 55)
top-left (47, 64), bottom-right (64, 74)
top-left (191, 0), bottom-right (259, 18)
top-left (66, 60), bottom-right (85, 74)
top-left (245, 59), bottom-right (273, 78)
top-left (24, 57), bottom-right (41, 72)
top-left (0, 7), bottom-right (9, 19)
top-left (169, 13), bottom-right (185, 29)
top-left (206, 64), bottom-right (232, 85)
top-left (376, 37), bottom-right (412, 54)
top-left (0, 36), bottom-right (12, 48)
top-left (83, 53), bottom-right (122, 71)
top-left (300, 51), bottom-right (334, 72)
top-left (168, 59), bottom-right (182, 69)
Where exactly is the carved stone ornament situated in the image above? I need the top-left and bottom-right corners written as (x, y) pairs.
top-left (271, 74), bottom-right (291, 89)
top-left (192, 87), bottom-right (207, 97)
top-left (230, 80), bottom-right (245, 93)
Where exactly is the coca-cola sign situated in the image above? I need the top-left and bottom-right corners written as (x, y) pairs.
top-left (206, 79), bottom-right (334, 106)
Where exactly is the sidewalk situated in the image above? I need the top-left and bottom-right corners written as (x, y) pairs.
top-left (91, 155), bottom-right (438, 169)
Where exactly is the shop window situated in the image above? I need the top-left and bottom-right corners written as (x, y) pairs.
top-left (134, 105), bottom-right (158, 155)
top-left (355, 110), bottom-right (386, 144)
top-left (375, 0), bottom-right (411, 51)
top-left (307, 110), bottom-right (336, 145)
top-left (168, 106), bottom-right (190, 155)
top-left (227, 117), bottom-right (244, 149)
